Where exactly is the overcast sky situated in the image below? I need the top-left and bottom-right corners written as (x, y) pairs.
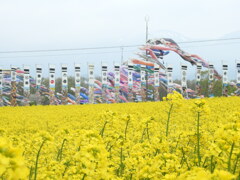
top-left (0, 0), bottom-right (240, 78)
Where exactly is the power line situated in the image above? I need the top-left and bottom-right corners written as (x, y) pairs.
top-left (0, 45), bottom-right (140, 54)
top-left (178, 37), bottom-right (240, 44)
top-left (0, 50), bottom-right (136, 59)
top-left (182, 41), bottom-right (240, 48)
top-left (1, 40), bottom-right (240, 59)
top-left (0, 37), bottom-right (240, 54)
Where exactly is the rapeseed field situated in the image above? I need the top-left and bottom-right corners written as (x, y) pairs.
top-left (0, 92), bottom-right (239, 179)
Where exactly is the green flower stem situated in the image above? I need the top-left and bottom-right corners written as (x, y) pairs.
top-left (228, 142), bottom-right (235, 172)
top-left (146, 122), bottom-right (150, 143)
top-left (57, 139), bottom-right (67, 161)
top-left (81, 174), bottom-right (86, 180)
top-left (210, 155), bottom-right (214, 173)
top-left (119, 147), bottom-right (124, 177)
top-left (62, 161), bottom-right (71, 177)
top-left (99, 121), bottom-right (108, 137)
top-left (202, 157), bottom-right (208, 168)
top-left (174, 134), bottom-right (181, 151)
top-left (34, 139), bottom-right (46, 180)
top-left (141, 128), bottom-right (146, 142)
top-left (197, 112), bottom-right (201, 167)
top-left (180, 148), bottom-right (190, 169)
top-left (124, 119), bottom-right (130, 140)
top-left (29, 166), bottom-right (33, 180)
top-left (233, 154), bottom-right (239, 174)
top-left (180, 148), bottom-right (185, 166)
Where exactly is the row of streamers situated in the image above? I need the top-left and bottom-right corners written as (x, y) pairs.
top-left (222, 64), bottom-right (228, 96)
top-left (196, 63), bottom-right (202, 97)
top-left (61, 64), bottom-right (68, 105)
top-left (49, 65), bottom-right (56, 105)
top-left (0, 68), bottom-right (3, 106)
top-left (88, 64), bottom-right (95, 104)
top-left (114, 64), bottom-right (120, 103)
top-left (101, 63), bottom-right (108, 103)
top-left (3, 37), bottom-right (239, 106)
top-left (154, 64), bottom-right (160, 101)
top-left (36, 65), bottom-right (42, 105)
top-left (236, 62), bottom-right (240, 95)
top-left (208, 64), bottom-right (215, 97)
top-left (23, 66), bottom-right (30, 105)
top-left (140, 65), bottom-right (146, 102)
top-left (127, 62), bottom-right (134, 102)
top-left (181, 64), bottom-right (188, 98)
top-left (1, 59), bottom-right (239, 106)
top-left (75, 64), bottom-right (81, 104)
top-left (10, 66), bottom-right (17, 106)
top-left (166, 66), bottom-right (174, 94)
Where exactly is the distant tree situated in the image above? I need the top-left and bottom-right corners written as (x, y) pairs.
top-left (172, 70), bottom-right (237, 97)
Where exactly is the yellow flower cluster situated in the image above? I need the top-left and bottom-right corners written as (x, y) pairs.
top-left (163, 90), bottom-right (184, 103)
top-left (0, 95), bottom-right (239, 179)
top-left (0, 137), bottom-right (28, 179)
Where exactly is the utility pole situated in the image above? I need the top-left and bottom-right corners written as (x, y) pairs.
top-left (145, 16), bottom-right (149, 101)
